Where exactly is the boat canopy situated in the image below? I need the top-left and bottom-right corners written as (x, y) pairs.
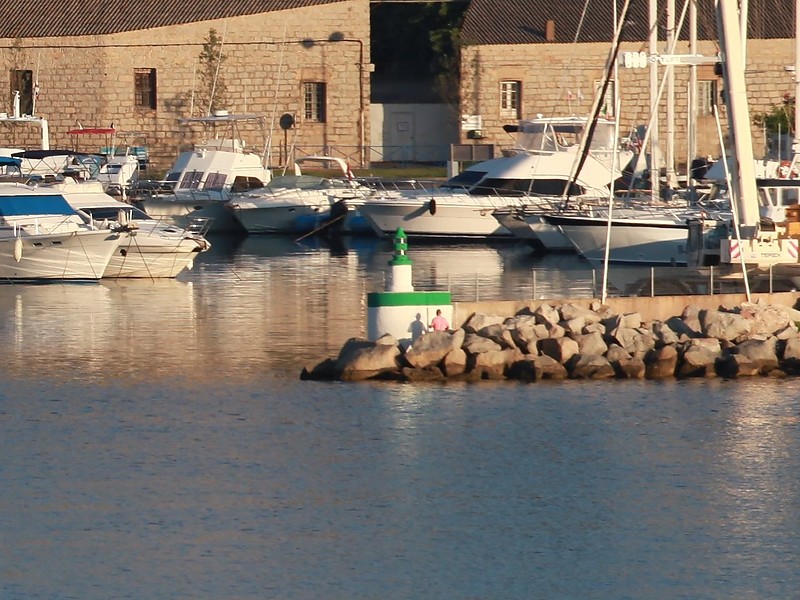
top-left (0, 193), bottom-right (75, 216)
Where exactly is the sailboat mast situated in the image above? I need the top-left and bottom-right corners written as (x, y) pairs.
top-left (715, 0), bottom-right (759, 229)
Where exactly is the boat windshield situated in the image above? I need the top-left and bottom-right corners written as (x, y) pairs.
top-left (440, 169), bottom-right (487, 191)
top-left (516, 120), bottom-right (618, 153)
top-left (81, 206), bottom-right (153, 221)
top-left (470, 177), bottom-right (585, 197)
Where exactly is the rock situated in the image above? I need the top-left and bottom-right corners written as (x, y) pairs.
top-left (701, 309), bottom-right (752, 341)
top-left (477, 323), bottom-right (516, 349)
top-left (739, 303), bottom-right (795, 336)
top-left (339, 342), bottom-right (402, 381)
top-left (463, 313), bottom-right (506, 333)
top-left (559, 302), bottom-right (601, 324)
top-left (652, 321), bottom-right (680, 346)
top-left (733, 338), bottom-right (779, 373)
top-left (375, 333), bottom-right (400, 346)
top-left (582, 321), bottom-right (606, 335)
top-left (533, 303), bottom-right (561, 328)
top-left (645, 345), bottom-right (678, 379)
top-left (609, 327), bottom-right (656, 358)
top-left (462, 332), bottom-right (502, 355)
top-left (546, 323), bottom-right (566, 338)
top-left (507, 315), bottom-right (549, 351)
top-left (573, 330), bottom-right (608, 357)
top-left (677, 343), bottom-right (720, 378)
top-left (533, 355), bottom-right (568, 380)
top-left (561, 316), bottom-right (585, 336)
top-left (539, 336), bottom-right (579, 364)
top-left (442, 348), bottom-right (468, 377)
top-left (716, 353), bottom-right (760, 378)
top-left (568, 354), bottom-right (616, 379)
top-left (300, 356), bottom-right (339, 381)
top-left (507, 357), bottom-right (538, 382)
top-left (401, 366), bottom-right (445, 381)
top-left (405, 329), bottom-right (464, 369)
top-left (615, 356), bottom-right (646, 379)
top-left (664, 315), bottom-right (700, 341)
top-left (470, 348), bottom-right (522, 380)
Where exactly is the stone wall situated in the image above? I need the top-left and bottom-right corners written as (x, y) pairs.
top-left (0, 0), bottom-right (370, 172)
top-left (460, 38), bottom-right (795, 163)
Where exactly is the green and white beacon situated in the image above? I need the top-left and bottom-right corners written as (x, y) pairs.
top-left (366, 228), bottom-right (453, 347)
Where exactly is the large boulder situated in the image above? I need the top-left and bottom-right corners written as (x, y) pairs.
top-left (677, 341), bottom-right (720, 378)
top-left (572, 330), bottom-right (608, 357)
top-left (559, 302), bottom-right (602, 324)
top-left (533, 303), bottom-right (561, 328)
top-left (733, 337), bottom-right (779, 373)
top-left (463, 313), bottom-right (506, 333)
top-left (539, 336), bottom-right (579, 364)
top-left (470, 348), bottom-right (522, 380)
top-left (739, 302), bottom-right (800, 336)
top-left (477, 323), bottom-right (516, 349)
top-left (701, 309), bottom-right (752, 341)
top-left (401, 366), bottom-right (445, 382)
top-left (716, 353), bottom-right (761, 378)
top-left (337, 339), bottom-right (402, 381)
top-left (441, 348), bottom-right (468, 377)
top-left (645, 345), bottom-right (678, 379)
top-left (405, 329), bottom-right (465, 369)
top-left (532, 355), bottom-right (568, 380)
top-left (462, 332), bottom-right (502, 355)
top-left (568, 354), bottom-right (616, 379)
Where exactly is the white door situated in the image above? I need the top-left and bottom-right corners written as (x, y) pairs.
top-left (387, 112), bottom-right (415, 162)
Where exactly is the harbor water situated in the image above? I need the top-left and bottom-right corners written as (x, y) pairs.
top-left (2, 234), bottom-right (799, 599)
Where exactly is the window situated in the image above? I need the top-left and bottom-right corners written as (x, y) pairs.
top-left (179, 171), bottom-right (203, 190)
top-left (500, 80), bottom-right (521, 118)
top-left (10, 69), bottom-right (33, 116)
top-left (203, 172), bottom-right (227, 191)
top-left (134, 68), bottom-right (157, 110)
top-left (303, 82), bottom-right (326, 123)
top-left (698, 80), bottom-right (718, 117)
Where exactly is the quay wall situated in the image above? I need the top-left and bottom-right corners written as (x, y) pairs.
top-left (453, 291), bottom-right (800, 327)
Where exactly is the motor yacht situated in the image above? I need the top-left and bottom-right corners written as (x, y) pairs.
top-left (0, 182), bottom-right (121, 280)
top-left (357, 116), bottom-right (633, 239)
top-left (136, 113), bottom-right (271, 233)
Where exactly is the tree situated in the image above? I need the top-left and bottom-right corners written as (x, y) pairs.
top-left (194, 29), bottom-right (227, 116)
top-left (753, 93), bottom-right (795, 134)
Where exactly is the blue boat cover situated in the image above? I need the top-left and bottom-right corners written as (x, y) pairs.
top-left (0, 194), bottom-right (75, 216)
top-left (0, 156), bottom-right (22, 167)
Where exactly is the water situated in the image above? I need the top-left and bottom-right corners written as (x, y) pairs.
top-left (1, 234), bottom-right (799, 599)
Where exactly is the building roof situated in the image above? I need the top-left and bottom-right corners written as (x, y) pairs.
top-left (0, 0), bottom-right (348, 38)
top-left (461, 0), bottom-right (795, 46)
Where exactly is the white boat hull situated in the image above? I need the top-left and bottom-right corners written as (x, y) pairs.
top-left (546, 214), bottom-right (689, 264)
top-left (0, 230), bottom-right (119, 280)
top-left (137, 195), bottom-right (242, 233)
top-left (231, 204), bottom-right (328, 234)
top-left (103, 232), bottom-right (208, 278)
top-left (358, 197), bottom-right (515, 238)
top-left (494, 208), bottom-right (574, 250)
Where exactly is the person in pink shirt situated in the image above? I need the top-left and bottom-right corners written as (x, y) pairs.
top-left (429, 309), bottom-right (449, 332)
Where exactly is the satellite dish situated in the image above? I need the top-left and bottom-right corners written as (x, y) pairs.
top-left (279, 113), bottom-right (295, 130)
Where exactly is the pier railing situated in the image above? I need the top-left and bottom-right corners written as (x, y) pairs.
top-left (417, 264), bottom-right (800, 303)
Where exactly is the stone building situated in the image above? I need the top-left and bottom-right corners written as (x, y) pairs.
top-left (0, 0), bottom-right (370, 172)
top-left (459, 0), bottom-right (796, 169)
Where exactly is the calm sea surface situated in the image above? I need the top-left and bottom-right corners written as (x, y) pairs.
top-left (1, 234), bottom-right (799, 599)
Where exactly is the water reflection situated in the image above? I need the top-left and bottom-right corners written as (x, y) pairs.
top-left (3, 235), bottom-right (785, 386)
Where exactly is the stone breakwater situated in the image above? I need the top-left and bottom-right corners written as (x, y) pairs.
top-left (301, 299), bottom-right (800, 382)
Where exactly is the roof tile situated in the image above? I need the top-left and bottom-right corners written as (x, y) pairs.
top-left (0, 0), bottom-right (347, 38)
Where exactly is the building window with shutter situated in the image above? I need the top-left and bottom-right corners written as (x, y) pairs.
top-left (303, 82), bottom-right (326, 123)
top-left (500, 80), bottom-right (521, 118)
top-left (10, 69), bottom-right (34, 116)
top-left (134, 68), bottom-right (157, 110)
